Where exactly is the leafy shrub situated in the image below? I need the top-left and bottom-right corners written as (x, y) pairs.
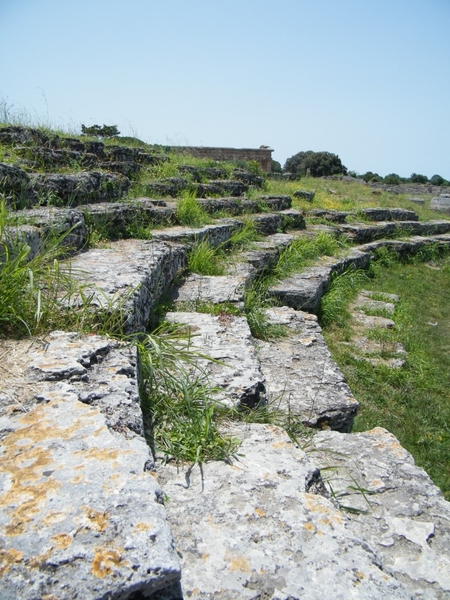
top-left (283, 151), bottom-right (347, 178)
top-left (81, 124), bottom-right (120, 138)
top-left (410, 173), bottom-right (428, 183)
top-left (430, 174), bottom-right (445, 186)
top-left (384, 173), bottom-right (402, 185)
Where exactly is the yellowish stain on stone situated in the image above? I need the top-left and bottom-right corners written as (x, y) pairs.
top-left (271, 441), bottom-right (291, 449)
top-left (70, 474), bottom-right (85, 485)
top-left (42, 595), bottom-right (59, 600)
top-left (28, 547), bottom-right (53, 568)
top-left (202, 553), bottom-right (210, 562)
top-left (91, 547), bottom-right (128, 578)
top-left (133, 522), bottom-right (153, 533)
top-left (255, 508), bottom-right (266, 517)
top-left (303, 522), bottom-right (315, 532)
top-left (82, 507), bottom-right (109, 533)
top-left (41, 511), bottom-right (68, 526)
top-left (226, 551), bottom-right (251, 574)
top-left (0, 548), bottom-right (23, 577)
top-left (51, 533), bottom-right (72, 549)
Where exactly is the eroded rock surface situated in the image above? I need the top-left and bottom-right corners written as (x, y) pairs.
top-left (256, 307), bottom-right (359, 431)
top-left (165, 312), bottom-right (266, 408)
top-left (310, 427), bottom-right (450, 598)
top-left (157, 423), bottom-right (411, 599)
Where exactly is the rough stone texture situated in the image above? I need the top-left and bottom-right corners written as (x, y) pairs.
top-left (249, 210), bottom-right (305, 235)
top-left (174, 145), bottom-right (273, 173)
top-left (145, 178), bottom-right (188, 197)
top-left (239, 234), bottom-right (293, 276)
top-left (256, 307), bottom-right (359, 431)
top-left (310, 427), bottom-right (450, 598)
top-left (78, 199), bottom-right (175, 231)
top-left (196, 195), bottom-right (291, 216)
top-left (152, 220), bottom-right (241, 248)
top-left (195, 180), bottom-right (248, 198)
top-left (431, 196), bottom-right (450, 213)
top-left (358, 233), bottom-right (450, 257)
top-left (170, 273), bottom-right (250, 307)
top-left (13, 206), bottom-right (88, 254)
top-left (66, 239), bottom-right (186, 333)
top-left (309, 208), bottom-right (351, 223)
top-left (361, 208), bottom-right (418, 221)
top-left (157, 422), bottom-right (411, 599)
top-left (0, 162), bottom-right (37, 205)
top-left (27, 331), bottom-right (144, 438)
top-left (341, 220), bottom-right (450, 244)
top-left (30, 171), bottom-right (131, 205)
top-left (293, 189), bottom-right (315, 201)
top-left (0, 332), bottom-right (181, 599)
top-left (268, 250), bottom-right (370, 313)
top-left (165, 312), bottom-right (266, 408)
top-left (232, 168), bottom-right (264, 187)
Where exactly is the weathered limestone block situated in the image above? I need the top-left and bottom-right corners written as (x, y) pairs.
top-left (30, 171), bottom-right (131, 205)
top-left (1, 225), bottom-right (43, 262)
top-left (239, 233), bottom-right (293, 276)
top-left (0, 386), bottom-right (180, 598)
top-left (310, 427), bottom-right (450, 598)
top-left (309, 208), bottom-right (351, 223)
top-left (13, 206), bottom-right (88, 253)
top-left (293, 189), bottom-right (315, 201)
top-left (0, 162), bottom-right (37, 206)
top-left (256, 307), bottom-right (359, 431)
top-left (268, 250), bottom-right (370, 313)
top-left (178, 165), bottom-right (228, 180)
top-left (233, 168), bottom-right (264, 187)
top-left (26, 331), bottom-right (144, 437)
top-left (342, 220), bottom-right (450, 244)
top-left (78, 199), bottom-right (175, 232)
top-left (165, 312), bottom-right (266, 408)
top-left (195, 180), bottom-right (248, 198)
top-left (171, 273), bottom-right (251, 307)
top-left (152, 220), bottom-right (241, 247)
top-left (359, 233), bottom-right (450, 257)
top-left (0, 125), bottom-right (50, 147)
top-left (194, 196), bottom-right (292, 216)
top-left (156, 423), bottom-right (411, 599)
top-left (66, 239), bottom-right (187, 333)
top-left (361, 207), bottom-right (418, 221)
top-left (431, 195), bottom-right (450, 213)
top-left (258, 194), bottom-right (292, 209)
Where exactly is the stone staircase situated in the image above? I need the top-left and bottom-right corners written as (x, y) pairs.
top-left (2, 157), bottom-right (450, 598)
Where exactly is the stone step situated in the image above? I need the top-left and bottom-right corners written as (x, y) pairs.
top-left (267, 249), bottom-right (370, 313)
top-left (309, 427), bottom-right (450, 598)
top-left (255, 306), bottom-right (359, 432)
top-left (164, 312), bottom-right (266, 408)
top-left (340, 219), bottom-right (450, 244)
top-left (358, 232), bottom-right (450, 256)
top-left (156, 422), bottom-right (413, 599)
top-left (0, 332), bottom-right (181, 599)
top-left (309, 207), bottom-right (419, 223)
top-left (65, 239), bottom-right (186, 334)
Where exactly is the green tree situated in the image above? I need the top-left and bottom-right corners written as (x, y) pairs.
top-left (384, 173), bottom-right (401, 185)
top-left (410, 173), bottom-right (428, 183)
top-left (430, 174), bottom-right (445, 186)
top-left (81, 124), bottom-right (120, 138)
top-left (283, 151), bottom-right (347, 178)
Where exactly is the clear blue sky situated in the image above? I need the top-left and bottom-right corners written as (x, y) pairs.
top-left (1, 0), bottom-right (449, 178)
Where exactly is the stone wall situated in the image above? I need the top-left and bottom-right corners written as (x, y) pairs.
top-left (173, 146), bottom-right (274, 173)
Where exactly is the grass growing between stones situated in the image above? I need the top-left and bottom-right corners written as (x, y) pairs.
top-left (322, 252), bottom-right (450, 500)
top-left (176, 191), bottom-right (210, 227)
top-left (137, 323), bottom-right (240, 465)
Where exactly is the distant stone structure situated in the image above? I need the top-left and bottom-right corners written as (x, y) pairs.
top-left (174, 145), bottom-right (274, 173)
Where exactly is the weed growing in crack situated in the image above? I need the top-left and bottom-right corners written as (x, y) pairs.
top-left (136, 323), bottom-right (240, 465)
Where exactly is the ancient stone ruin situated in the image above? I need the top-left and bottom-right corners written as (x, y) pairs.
top-left (1, 127), bottom-right (450, 598)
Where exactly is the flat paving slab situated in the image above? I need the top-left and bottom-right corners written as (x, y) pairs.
top-left (256, 307), bottom-right (359, 431)
top-left (310, 427), bottom-right (450, 598)
top-left (0, 333), bottom-right (181, 599)
top-left (156, 423), bottom-right (411, 599)
top-left (165, 312), bottom-right (265, 408)
top-left (66, 239), bottom-right (186, 333)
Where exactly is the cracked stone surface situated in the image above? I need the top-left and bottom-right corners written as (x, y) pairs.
top-left (310, 427), bottom-right (450, 599)
top-left (156, 423), bottom-right (411, 599)
top-left (66, 239), bottom-right (186, 334)
top-left (256, 307), bottom-right (359, 432)
top-left (0, 333), bottom-right (181, 599)
top-left (268, 250), bottom-right (370, 313)
top-left (165, 312), bottom-right (266, 408)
